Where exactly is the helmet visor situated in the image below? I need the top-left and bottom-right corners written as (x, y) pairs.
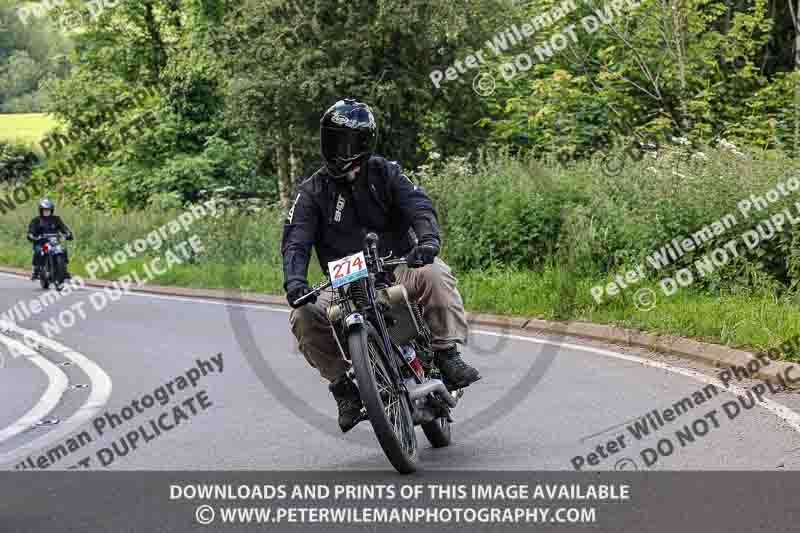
top-left (321, 127), bottom-right (370, 174)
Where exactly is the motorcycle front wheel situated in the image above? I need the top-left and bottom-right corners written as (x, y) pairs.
top-left (52, 254), bottom-right (66, 291)
top-left (39, 257), bottom-right (50, 289)
top-left (348, 323), bottom-right (418, 474)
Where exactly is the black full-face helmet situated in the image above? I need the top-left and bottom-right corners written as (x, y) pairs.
top-left (320, 98), bottom-right (377, 181)
top-left (38, 198), bottom-right (55, 216)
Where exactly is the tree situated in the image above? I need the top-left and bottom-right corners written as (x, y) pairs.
top-left (0, 0), bottom-right (72, 112)
top-left (478, 0), bottom-right (793, 155)
top-left (221, 0), bottom-right (507, 208)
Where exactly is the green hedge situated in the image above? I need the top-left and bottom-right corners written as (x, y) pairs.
top-left (416, 146), bottom-right (800, 294)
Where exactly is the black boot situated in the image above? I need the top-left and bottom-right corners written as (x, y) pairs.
top-left (31, 267), bottom-right (39, 280)
top-left (328, 375), bottom-right (364, 433)
top-left (434, 346), bottom-right (481, 390)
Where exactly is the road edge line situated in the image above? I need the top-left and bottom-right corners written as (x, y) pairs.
top-left (0, 266), bottom-right (791, 388)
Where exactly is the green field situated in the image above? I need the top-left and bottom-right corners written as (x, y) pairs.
top-left (0, 113), bottom-right (58, 151)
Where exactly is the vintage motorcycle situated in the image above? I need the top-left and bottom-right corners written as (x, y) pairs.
top-left (293, 233), bottom-right (464, 474)
top-left (37, 232), bottom-right (69, 291)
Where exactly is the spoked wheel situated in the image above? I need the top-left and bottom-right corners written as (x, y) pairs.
top-left (349, 324), bottom-right (418, 474)
top-left (422, 410), bottom-right (452, 448)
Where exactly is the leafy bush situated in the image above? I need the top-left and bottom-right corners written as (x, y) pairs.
top-left (0, 141), bottom-right (40, 184)
top-left (417, 153), bottom-right (585, 270)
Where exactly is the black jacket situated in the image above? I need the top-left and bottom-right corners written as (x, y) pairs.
top-left (281, 155), bottom-right (441, 291)
top-left (27, 215), bottom-right (72, 243)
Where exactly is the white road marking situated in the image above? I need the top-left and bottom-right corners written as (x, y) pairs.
top-left (474, 329), bottom-right (800, 434)
top-left (0, 319), bottom-right (112, 466)
top-left (0, 333), bottom-right (68, 442)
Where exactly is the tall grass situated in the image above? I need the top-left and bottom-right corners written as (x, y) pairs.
top-left (418, 146), bottom-right (799, 286)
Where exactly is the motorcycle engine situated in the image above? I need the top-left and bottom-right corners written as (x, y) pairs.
top-left (377, 285), bottom-right (422, 345)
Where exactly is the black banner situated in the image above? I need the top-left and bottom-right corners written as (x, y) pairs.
top-left (1, 472), bottom-right (797, 532)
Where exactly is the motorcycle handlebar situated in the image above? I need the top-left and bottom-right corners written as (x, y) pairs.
top-left (37, 233), bottom-right (64, 239)
top-left (291, 280), bottom-right (332, 307)
top-left (290, 256), bottom-right (418, 307)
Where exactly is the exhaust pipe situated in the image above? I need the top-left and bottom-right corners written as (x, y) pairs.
top-left (407, 379), bottom-right (458, 408)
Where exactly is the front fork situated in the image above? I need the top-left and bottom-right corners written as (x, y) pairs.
top-left (342, 312), bottom-right (415, 414)
top-left (42, 253), bottom-right (51, 279)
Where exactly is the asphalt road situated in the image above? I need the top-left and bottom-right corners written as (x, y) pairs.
top-left (2, 271), bottom-right (800, 473)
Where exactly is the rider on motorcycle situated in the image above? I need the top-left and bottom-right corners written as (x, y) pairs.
top-left (281, 98), bottom-right (481, 433)
top-left (27, 198), bottom-right (73, 280)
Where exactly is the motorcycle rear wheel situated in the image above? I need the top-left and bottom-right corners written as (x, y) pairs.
top-left (348, 323), bottom-right (418, 474)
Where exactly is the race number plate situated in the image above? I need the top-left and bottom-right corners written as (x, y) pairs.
top-left (328, 252), bottom-right (368, 289)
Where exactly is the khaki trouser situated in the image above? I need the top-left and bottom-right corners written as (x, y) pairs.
top-left (289, 258), bottom-right (469, 382)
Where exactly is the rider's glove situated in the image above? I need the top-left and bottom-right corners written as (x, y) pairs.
top-left (65, 233), bottom-right (74, 241)
top-left (406, 243), bottom-right (439, 268)
top-left (287, 282), bottom-right (317, 309)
